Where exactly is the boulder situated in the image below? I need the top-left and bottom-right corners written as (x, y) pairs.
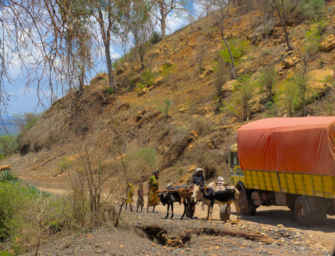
top-left (282, 55), bottom-right (299, 68)
top-left (320, 34), bottom-right (335, 52)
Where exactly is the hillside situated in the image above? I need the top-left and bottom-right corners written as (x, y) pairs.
top-left (8, 2), bottom-right (335, 193)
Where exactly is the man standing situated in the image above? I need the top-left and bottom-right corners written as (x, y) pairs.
top-left (136, 176), bottom-right (145, 213)
top-left (147, 170), bottom-right (160, 213)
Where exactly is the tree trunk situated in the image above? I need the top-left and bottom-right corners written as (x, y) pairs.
top-left (222, 36), bottom-right (237, 79)
top-left (276, 1), bottom-right (293, 51)
top-left (104, 40), bottom-right (114, 90)
top-left (161, 16), bottom-right (166, 38)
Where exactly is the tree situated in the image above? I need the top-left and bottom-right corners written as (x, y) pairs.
top-left (210, 0), bottom-right (237, 79)
top-left (270, 0), bottom-right (293, 51)
top-left (152, 0), bottom-right (181, 38)
top-left (89, 0), bottom-right (130, 90)
top-left (126, 1), bottom-right (154, 70)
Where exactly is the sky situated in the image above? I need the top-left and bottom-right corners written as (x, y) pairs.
top-left (4, 1), bottom-right (204, 116)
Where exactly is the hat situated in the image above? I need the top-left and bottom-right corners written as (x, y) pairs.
top-left (217, 176), bottom-right (224, 182)
top-left (195, 167), bottom-right (204, 172)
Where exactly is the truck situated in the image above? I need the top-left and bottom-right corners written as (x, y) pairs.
top-left (230, 117), bottom-right (335, 225)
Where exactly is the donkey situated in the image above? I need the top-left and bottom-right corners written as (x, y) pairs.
top-left (159, 185), bottom-right (196, 219)
top-left (194, 184), bottom-right (240, 221)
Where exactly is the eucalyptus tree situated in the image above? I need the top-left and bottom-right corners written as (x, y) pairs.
top-left (126, 0), bottom-right (154, 70)
top-left (151, 0), bottom-right (185, 38)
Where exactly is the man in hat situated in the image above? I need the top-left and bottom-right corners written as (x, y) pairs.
top-left (215, 176), bottom-right (226, 191)
top-left (147, 170), bottom-right (160, 213)
top-left (192, 167), bottom-right (205, 187)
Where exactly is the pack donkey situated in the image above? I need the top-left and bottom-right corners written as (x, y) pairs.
top-left (194, 184), bottom-right (240, 221)
top-left (159, 185), bottom-right (196, 219)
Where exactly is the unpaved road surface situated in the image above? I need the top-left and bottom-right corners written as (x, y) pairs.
top-left (22, 208), bottom-right (333, 256)
top-left (21, 196), bottom-right (335, 256)
top-left (7, 155), bottom-right (334, 256)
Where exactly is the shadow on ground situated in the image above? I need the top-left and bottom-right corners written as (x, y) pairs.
top-left (240, 207), bottom-right (335, 233)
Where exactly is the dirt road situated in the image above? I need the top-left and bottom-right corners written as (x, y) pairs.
top-left (22, 204), bottom-right (334, 256)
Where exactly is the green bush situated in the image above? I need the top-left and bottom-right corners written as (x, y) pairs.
top-left (22, 113), bottom-right (40, 131)
top-left (150, 31), bottom-right (162, 45)
top-left (105, 87), bottom-right (114, 95)
top-left (159, 99), bottom-right (172, 118)
top-left (0, 251), bottom-right (14, 256)
top-left (275, 73), bottom-right (312, 116)
top-left (298, 0), bottom-right (325, 21)
top-left (219, 38), bottom-right (250, 65)
top-left (0, 171), bottom-right (18, 183)
top-left (275, 79), bottom-right (301, 116)
top-left (304, 20), bottom-right (327, 55)
top-left (136, 69), bottom-right (156, 90)
top-left (258, 66), bottom-right (277, 101)
top-left (222, 75), bottom-right (256, 121)
top-left (0, 180), bottom-right (72, 252)
top-left (0, 136), bottom-right (18, 157)
top-left (161, 63), bottom-right (175, 77)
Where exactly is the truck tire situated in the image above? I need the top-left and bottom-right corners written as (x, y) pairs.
top-left (294, 196), bottom-right (327, 225)
top-left (238, 188), bottom-right (256, 216)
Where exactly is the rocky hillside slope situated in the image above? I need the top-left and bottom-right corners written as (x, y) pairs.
top-left (11, 2), bottom-right (335, 192)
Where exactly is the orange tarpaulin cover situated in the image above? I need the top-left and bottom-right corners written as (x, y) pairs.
top-left (237, 117), bottom-right (335, 176)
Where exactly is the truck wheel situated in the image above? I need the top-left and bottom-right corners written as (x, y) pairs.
top-left (294, 196), bottom-right (327, 225)
top-left (238, 188), bottom-right (256, 216)
top-left (220, 204), bottom-right (231, 221)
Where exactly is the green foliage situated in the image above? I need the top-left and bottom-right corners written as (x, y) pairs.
top-left (275, 73), bottom-right (310, 116)
top-left (219, 39), bottom-right (250, 65)
top-left (150, 31), bottom-right (162, 45)
top-left (0, 136), bottom-right (18, 157)
top-left (0, 181), bottom-right (38, 240)
top-left (58, 158), bottom-right (73, 175)
top-left (275, 79), bottom-right (301, 116)
top-left (161, 63), bottom-right (175, 77)
top-left (298, 0), bottom-right (325, 21)
top-left (304, 21), bottom-right (327, 55)
top-left (136, 69), bottom-right (156, 90)
top-left (135, 147), bottom-right (157, 168)
top-left (22, 113), bottom-right (40, 132)
top-left (258, 66), bottom-right (277, 101)
top-left (0, 251), bottom-right (14, 256)
top-left (105, 87), bottom-right (114, 95)
top-left (159, 99), bottom-right (172, 118)
top-left (0, 171), bottom-right (18, 183)
top-left (222, 75), bottom-right (256, 121)
top-left (0, 179), bottom-right (72, 252)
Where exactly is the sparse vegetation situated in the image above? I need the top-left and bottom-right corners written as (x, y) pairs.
top-left (136, 69), bottom-right (157, 92)
top-left (298, 0), bottom-right (326, 21)
top-left (161, 63), bottom-right (175, 77)
top-left (105, 87), bottom-right (114, 95)
top-left (150, 31), bottom-right (162, 45)
top-left (159, 99), bottom-right (172, 118)
top-left (0, 176), bottom-right (72, 254)
top-left (223, 75), bottom-right (256, 121)
top-left (275, 72), bottom-right (311, 116)
top-left (304, 20), bottom-right (327, 56)
top-left (219, 39), bottom-right (250, 65)
top-left (258, 65), bottom-right (277, 102)
top-left (0, 136), bottom-right (18, 158)
top-left (21, 113), bottom-right (40, 132)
